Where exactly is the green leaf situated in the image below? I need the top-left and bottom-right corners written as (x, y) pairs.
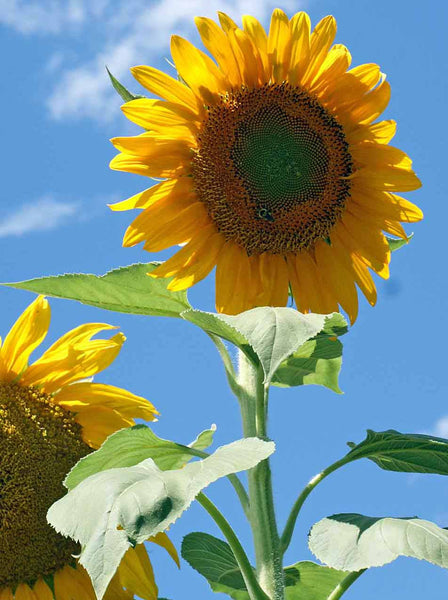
top-left (284, 561), bottom-right (351, 600)
top-left (48, 438), bottom-right (275, 600)
top-left (271, 313), bottom-right (347, 393)
top-left (181, 534), bottom-right (348, 600)
top-left (182, 307), bottom-right (328, 385)
top-left (106, 67), bottom-right (144, 102)
top-left (65, 424), bottom-right (216, 490)
top-left (4, 263), bottom-right (191, 318)
top-left (189, 424), bottom-right (217, 452)
top-left (309, 513), bottom-right (448, 572)
top-left (386, 233), bottom-right (413, 252)
top-left (346, 429), bottom-right (448, 475)
top-left (182, 532), bottom-right (251, 600)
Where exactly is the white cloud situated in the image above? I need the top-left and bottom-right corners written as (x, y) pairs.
top-left (0, 197), bottom-right (78, 238)
top-left (431, 416), bottom-right (448, 439)
top-left (1, 0), bottom-right (307, 122)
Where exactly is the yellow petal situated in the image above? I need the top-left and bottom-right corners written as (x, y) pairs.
top-left (351, 141), bottom-right (412, 170)
top-left (109, 150), bottom-right (188, 179)
top-left (57, 565), bottom-right (98, 600)
top-left (31, 579), bottom-right (54, 600)
top-left (121, 98), bottom-right (199, 139)
top-left (13, 584), bottom-right (37, 600)
top-left (242, 15), bottom-right (269, 80)
top-left (0, 588), bottom-right (13, 600)
top-left (331, 231), bottom-right (377, 306)
top-left (268, 9), bottom-right (291, 82)
top-left (346, 79), bottom-right (391, 125)
top-left (109, 178), bottom-right (193, 213)
top-left (351, 165), bottom-right (422, 192)
top-left (301, 15), bottom-right (337, 87)
top-left (347, 120), bottom-right (397, 145)
top-left (337, 215), bottom-right (390, 278)
top-left (294, 251), bottom-right (338, 314)
top-left (171, 35), bottom-right (226, 104)
top-left (122, 192), bottom-right (195, 248)
top-left (115, 545), bottom-right (158, 600)
top-left (351, 190), bottom-right (423, 223)
top-left (215, 242), bottom-right (254, 314)
top-left (258, 253), bottom-right (290, 306)
top-left (228, 28), bottom-right (260, 87)
top-left (218, 12), bottom-right (239, 32)
top-left (166, 230), bottom-right (226, 291)
top-left (1, 295), bottom-right (50, 381)
top-left (323, 63), bottom-right (381, 111)
top-left (77, 405), bottom-right (135, 449)
top-left (55, 382), bottom-right (158, 421)
top-left (142, 202), bottom-right (210, 253)
top-left (286, 255), bottom-right (307, 313)
top-left (314, 241), bottom-right (359, 324)
top-left (288, 11), bottom-right (311, 86)
top-left (22, 325), bottom-right (124, 393)
top-left (150, 532), bottom-right (180, 567)
top-left (131, 65), bottom-right (199, 113)
top-left (195, 17), bottom-right (241, 87)
top-left (311, 44), bottom-right (352, 94)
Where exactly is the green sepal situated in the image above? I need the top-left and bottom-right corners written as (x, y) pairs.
top-left (346, 429), bottom-right (448, 475)
top-left (4, 263), bottom-right (191, 318)
top-left (386, 233), bottom-right (414, 252)
top-left (106, 67), bottom-right (145, 102)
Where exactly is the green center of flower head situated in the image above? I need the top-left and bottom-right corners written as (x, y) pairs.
top-left (231, 105), bottom-right (329, 219)
top-left (192, 83), bottom-right (353, 255)
top-left (0, 383), bottom-right (91, 589)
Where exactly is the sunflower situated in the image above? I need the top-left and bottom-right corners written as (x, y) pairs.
top-left (110, 9), bottom-right (422, 322)
top-left (0, 296), bottom-right (178, 600)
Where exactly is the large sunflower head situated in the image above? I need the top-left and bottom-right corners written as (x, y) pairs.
top-left (0, 296), bottom-right (178, 600)
top-left (110, 9), bottom-right (422, 322)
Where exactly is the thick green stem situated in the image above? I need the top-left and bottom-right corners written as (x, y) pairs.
top-left (238, 352), bottom-right (284, 600)
top-left (326, 569), bottom-right (366, 600)
top-left (280, 456), bottom-right (350, 555)
top-left (197, 492), bottom-right (270, 600)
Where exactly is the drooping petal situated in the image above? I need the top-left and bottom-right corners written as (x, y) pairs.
top-left (76, 405), bottom-right (135, 449)
top-left (149, 533), bottom-right (180, 567)
top-left (258, 253), bottom-right (290, 306)
top-left (22, 324), bottom-right (124, 393)
top-left (117, 544), bottom-right (158, 600)
top-left (55, 382), bottom-right (158, 422)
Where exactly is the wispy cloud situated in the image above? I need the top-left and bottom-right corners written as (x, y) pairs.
top-left (430, 416), bottom-right (448, 439)
top-left (0, 197), bottom-right (78, 238)
top-left (0, 0), bottom-right (307, 122)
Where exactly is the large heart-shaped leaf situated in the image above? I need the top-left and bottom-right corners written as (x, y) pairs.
top-left (309, 513), bottom-right (448, 571)
top-left (5, 263), bottom-right (190, 318)
top-left (182, 307), bottom-right (327, 384)
top-left (346, 430), bottom-right (448, 475)
top-left (48, 438), bottom-right (274, 600)
top-left (65, 424), bottom-right (216, 490)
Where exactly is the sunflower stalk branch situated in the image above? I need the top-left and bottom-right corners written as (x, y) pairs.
top-left (237, 351), bottom-right (285, 600)
top-left (280, 455), bottom-right (352, 555)
top-left (196, 492), bottom-right (270, 600)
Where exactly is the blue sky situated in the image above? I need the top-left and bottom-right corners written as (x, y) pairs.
top-left (1, 0), bottom-right (447, 598)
